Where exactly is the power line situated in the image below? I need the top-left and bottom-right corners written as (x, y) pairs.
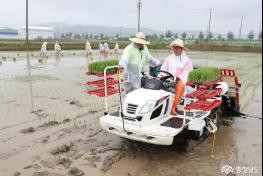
top-left (172, 1), bottom-right (209, 12)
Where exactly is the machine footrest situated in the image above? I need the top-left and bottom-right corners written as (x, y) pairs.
top-left (161, 118), bottom-right (190, 129)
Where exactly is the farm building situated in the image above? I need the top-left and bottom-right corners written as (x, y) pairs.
top-left (0, 28), bottom-right (19, 39)
top-left (18, 26), bottom-right (55, 40)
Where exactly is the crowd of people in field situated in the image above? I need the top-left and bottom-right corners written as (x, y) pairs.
top-left (40, 41), bottom-right (120, 59)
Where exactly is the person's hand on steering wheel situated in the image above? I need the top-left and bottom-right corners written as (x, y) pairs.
top-left (155, 70), bottom-right (175, 82)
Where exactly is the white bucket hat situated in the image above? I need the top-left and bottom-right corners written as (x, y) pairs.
top-left (129, 32), bottom-right (150, 45)
top-left (170, 39), bottom-right (184, 48)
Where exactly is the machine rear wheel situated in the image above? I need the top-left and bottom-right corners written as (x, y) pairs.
top-left (184, 139), bottom-right (197, 152)
top-left (173, 133), bottom-right (198, 152)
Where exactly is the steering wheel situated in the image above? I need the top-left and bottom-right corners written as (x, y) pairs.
top-left (154, 70), bottom-right (174, 81)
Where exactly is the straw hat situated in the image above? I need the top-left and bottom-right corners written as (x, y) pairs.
top-left (170, 39), bottom-right (184, 48)
top-left (129, 32), bottom-right (150, 45)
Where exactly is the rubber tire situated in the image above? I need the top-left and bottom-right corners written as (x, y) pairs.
top-left (184, 139), bottom-right (197, 153)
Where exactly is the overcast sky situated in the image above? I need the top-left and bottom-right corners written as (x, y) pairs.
top-left (0, 0), bottom-right (262, 35)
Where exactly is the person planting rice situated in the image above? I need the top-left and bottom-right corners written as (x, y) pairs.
top-left (119, 32), bottom-right (161, 93)
top-left (114, 43), bottom-right (120, 55)
top-left (99, 43), bottom-right (103, 55)
top-left (102, 42), bottom-right (110, 58)
top-left (161, 39), bottom-right (193, 115)
top-left (54, 41), bottom-right (61, 56)
top-left (85, 41), bottom-right (93, 56)
top-left (40, 42), bottom-right (48, 58)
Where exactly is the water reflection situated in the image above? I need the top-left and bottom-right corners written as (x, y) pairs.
top-left (26, 54), bottom-right (35, 112)
top-left (55, 55), bottom-right (61, 65)
top-left (85, 55), bottom-right (92, 66)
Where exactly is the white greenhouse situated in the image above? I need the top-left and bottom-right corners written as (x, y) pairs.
top-left (18, 26), bottom-right (55, 40)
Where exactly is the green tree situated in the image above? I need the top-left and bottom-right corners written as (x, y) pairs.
top-left (206, 32), bottom-right (213, 40)
top-left (61, 33), bottom-right (65, 39)
top-left (217, 34), bottom-right (222, 40)
top-left (247, 30), bottom-right (255, 41)
top-left (74, 33), bottom-right (80, 39)
top-left (166, 30), bottom-right (173, 38)
top-left (89, 34), bottom-right (93, 39)
top-left (149, 34), bottom-right (158, 41)
top-left (227, 31), bottom-right (235, 40)
top-left (174, 33), bottom-right (178, 39)
top-left (181, 32), bottom-right (187, 40)
top-left (198, 31), bottom-right (204, 41)
top-left (100, 33), bottom-right (104, 40)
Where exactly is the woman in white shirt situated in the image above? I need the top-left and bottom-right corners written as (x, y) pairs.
top-left (40, 42), bottom-right (48, 58)
top-left (161, 39), bottom-right (193, 115)
top-left (54, 41), bottom-right (61, 56)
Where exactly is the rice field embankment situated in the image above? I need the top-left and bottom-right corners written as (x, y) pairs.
top-left (0, 40), bottom-right (262, 53)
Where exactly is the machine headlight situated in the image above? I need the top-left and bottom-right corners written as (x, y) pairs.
top-left (139, 100), bottom-right (157, 114)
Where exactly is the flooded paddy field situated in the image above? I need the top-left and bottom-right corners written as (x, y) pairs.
top-left (0, 50), bottom-right (262, 176)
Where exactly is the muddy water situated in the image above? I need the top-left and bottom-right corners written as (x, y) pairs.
top-left (0, 50), bottom-right (261, 176)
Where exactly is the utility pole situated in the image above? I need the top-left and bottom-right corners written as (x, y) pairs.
top-left (238, 16), bottom-right (244, 40)
top-left (137, 0), bottom-right (142, 32)
top-left (207, 8), bottom-right (213, 38)
top-left (26, 0), bottom-right (29, 44)
top-left (208, 8), bottom-right (212, 33)
top-left (259, 21), bottom-right (262, 39)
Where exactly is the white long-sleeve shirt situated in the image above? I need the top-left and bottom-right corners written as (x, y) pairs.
top-left (161, 53), bottom-right (193, 84)
top-left (41, 43), bottom-right (47, 53)
top-left (85, 43), bottom-right (92, 52)
top-left (54, 43), bottom-right (61, 53)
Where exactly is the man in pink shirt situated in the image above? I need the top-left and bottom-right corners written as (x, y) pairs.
top-left (161, 39), bottom-right (193, 115)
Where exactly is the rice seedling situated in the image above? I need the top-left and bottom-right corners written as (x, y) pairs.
top-left (188, 67), bottom-right (221, 83)
top-left (88, 60), bottom-right (119, 74)
top-left (38, 58), bottom-right (43, 63)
